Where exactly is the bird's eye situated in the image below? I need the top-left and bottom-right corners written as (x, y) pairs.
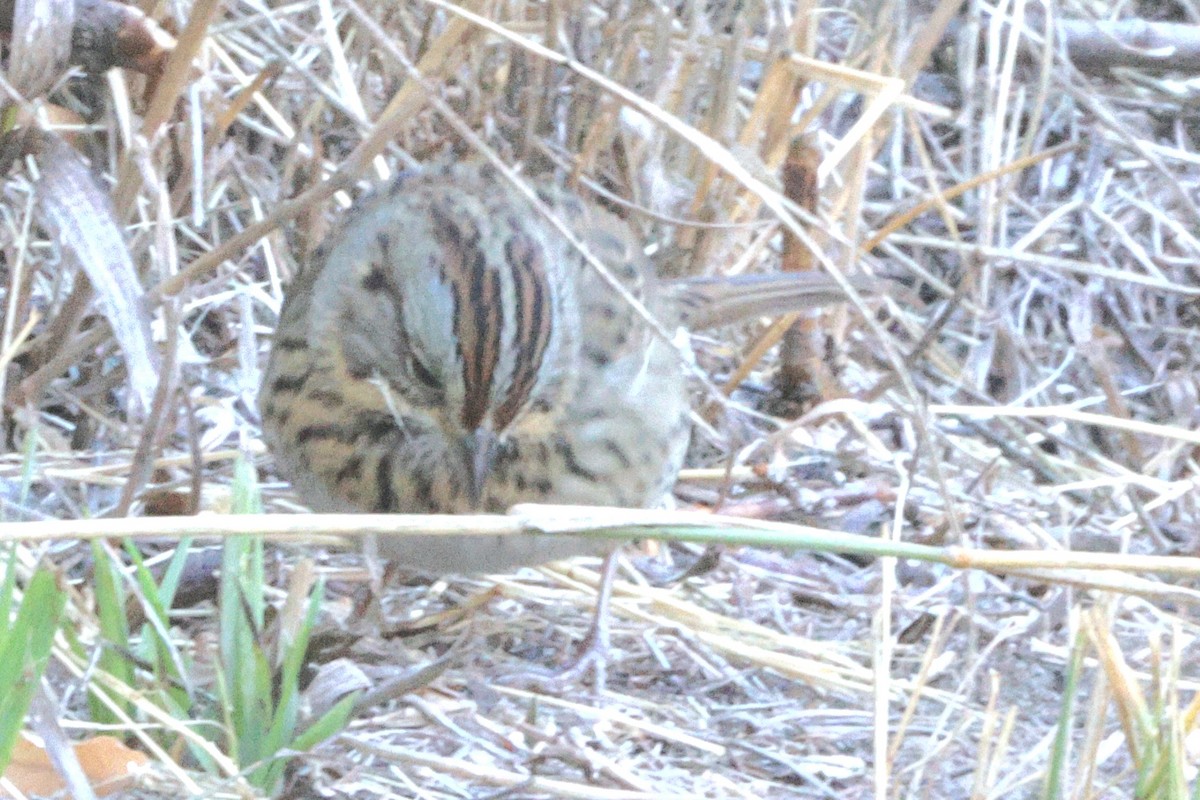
top-left (410, 355), bottom-right (440, 389)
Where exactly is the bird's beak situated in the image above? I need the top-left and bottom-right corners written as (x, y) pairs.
top-left (464, 429), bottom-right (499, 509)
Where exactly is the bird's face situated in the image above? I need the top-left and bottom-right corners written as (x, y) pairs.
top-left (320, 184), bottom-right (575, 504)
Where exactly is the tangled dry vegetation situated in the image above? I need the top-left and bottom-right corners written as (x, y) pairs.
top-left (2, 0), bottom-right (1200, 797)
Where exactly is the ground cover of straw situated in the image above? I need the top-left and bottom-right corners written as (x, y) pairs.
top-left (3, 0), bottom-right (1199, 797)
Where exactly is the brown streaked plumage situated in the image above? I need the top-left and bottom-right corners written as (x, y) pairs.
top-left (259, 163), bottom-right (858, 572)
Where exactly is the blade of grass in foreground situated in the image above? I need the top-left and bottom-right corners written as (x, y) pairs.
top-left (0, 561), bottom-right (66, 776)
top-left (219, 457), bottom-right (267, 777)
top-left (218, 453), bottom-right (353, 793)
top-left (89, 540), bottom-right (135, 726)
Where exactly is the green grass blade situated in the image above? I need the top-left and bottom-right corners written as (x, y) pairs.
top-left (0, 546), bottom-right (18, 640)
top-left (0, 570), bottom-right (66, 776)
top-left (89, 541), bottom-right (134, 725)
top-left (1042, 627), bottom-right (1086, 800)
top-left (221, 454), bottom-right (273, 776)
top-left (293, 693), bottom-right (357, 751)
top-left (257, 578), bottom-right (326, 786)
top-left (148, 536), bottom-right (196, 610)
top-left (123, 540), bottom-right (194, 710)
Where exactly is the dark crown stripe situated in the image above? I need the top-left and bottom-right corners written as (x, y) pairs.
top-left (493, 229), bottom-right (551, 431)
top-left (465, 259), bottom-right (503, 431)
top-left (431, 206), bottom-right (501, 432)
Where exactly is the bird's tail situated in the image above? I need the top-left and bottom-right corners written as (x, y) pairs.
top-left (666, 271), bottom-right (870, 330)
